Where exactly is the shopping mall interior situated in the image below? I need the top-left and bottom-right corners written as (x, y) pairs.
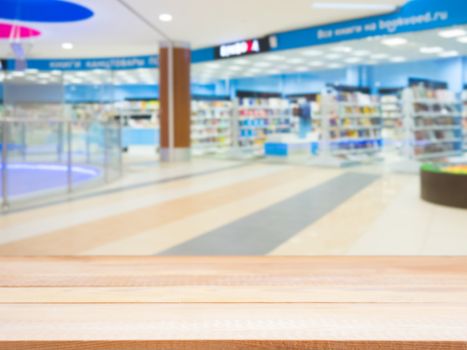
top-left (1, 1), bottom-right (467, 348)
top-left (0, 0), bottom-right (466, 258)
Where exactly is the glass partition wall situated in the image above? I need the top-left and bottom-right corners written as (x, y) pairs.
top-left (0, 68), bottom-right (123, 211)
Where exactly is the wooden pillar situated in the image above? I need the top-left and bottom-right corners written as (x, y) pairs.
top-left (159, 41), bottom-right (191, 162)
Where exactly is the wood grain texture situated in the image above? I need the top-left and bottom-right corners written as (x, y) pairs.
top-left (0, 257), bottom-right (466, 349)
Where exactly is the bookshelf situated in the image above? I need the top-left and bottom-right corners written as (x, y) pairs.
top-left (402, 86), bottom-right (463, 160)
top-left (235, 97), bottom-right (292, 156)
top-left (191, 100), bottom-right (233, 156)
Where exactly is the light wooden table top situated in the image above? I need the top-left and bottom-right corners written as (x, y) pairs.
top-left (0, 256), bottom-right (466, 349)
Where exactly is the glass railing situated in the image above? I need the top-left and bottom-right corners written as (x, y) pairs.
top-left (0, 117), bottom-right (122, 211)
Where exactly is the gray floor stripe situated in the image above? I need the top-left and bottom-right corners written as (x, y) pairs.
top-left (159, 172), bottom-right (379, 256)
top-left (1, 162), bottom-right (251, 215)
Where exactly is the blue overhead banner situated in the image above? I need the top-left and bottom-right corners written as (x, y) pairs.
top-left (191, 0), bottom-right (467, 62)
top-left (274, 0), bottom-right (467, 51)
top-left (7, 55), bottom-right (158, 71)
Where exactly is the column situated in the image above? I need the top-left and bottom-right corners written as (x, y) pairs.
top-left (159, 41), bottom-right (191, 162)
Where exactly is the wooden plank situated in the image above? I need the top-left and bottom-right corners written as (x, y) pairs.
top-left (1, 303), bottom-right (467, 341)
top-left (1, 341), bottom-right (466, 350)
top-left (0, 257), bottom-right (466, 349)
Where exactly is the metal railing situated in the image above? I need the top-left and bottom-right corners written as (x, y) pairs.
top-left (0, 118), bottom-right (123, 210)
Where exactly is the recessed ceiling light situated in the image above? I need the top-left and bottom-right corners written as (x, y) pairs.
top-left (457, 36), bottom-right (467, 43)
top-left (328, 63), bottom-right (343, 69)
top-left (370, 53), bottom-right (388, 60)
top-left (325, 53), bottom-right (342, 59)
top-left (205, 63), bottom-right (220, 69)
top-left (381, 37), bottom-right (407, 46)
top-left (420, 46), bottom-right (443, 54)
top-left (302, 49), bottom-right (323, 57)
top-left (159, 14), bottom-right (173, 22)
top-left (439, 50), bottom-right (459, 58)
top-left (268, 69), bottom-right (281, 75)
top-left (289, 58), bottom-right (305, 64)
top-left (254, 62), bottom-right (272, 67)
top-left (229, 66), bottom-right (242, 71)
top-left (390, 56), bottom-right (406, 62)
top-left (311, 2), bottom-right (396, 11)
top-left (295, 66), bottom-right (309, 72)
top-left (438, 28), bottom-right (466, 38)
top-left (265, 54), bottom-right (286, 61)
top-left (309, 61), bottom-right (324, 67)
top-left (353, 50), bottom-right (371, 56)
top-left (233, 59), bottom-right (250, 65)
top-left (344, 57), bottom-right (361, 64)
top-left (62, 42), bottom-right (74, 50)
top-left (331, 46), bottom-right (352, 53)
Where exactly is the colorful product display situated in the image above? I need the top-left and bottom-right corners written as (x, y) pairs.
top-left (403, 85), bottom-right (463, 160)
top-left (191, 100), bottom-right (233, 156)
top-left (236, 98), bottom-right (292, 156)
top-left (422, 163), bottom-right (467, 175)
top-left (319, 90), bottom-right (383, 160)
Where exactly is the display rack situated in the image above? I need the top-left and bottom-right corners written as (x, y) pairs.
top-left (379, 88), bottom-right (404, 151)
top-left (315, 88), bottom-right (383, 165)
top-left (115, 99), bottom-right (159, 127)
top-left (235, 97), bottom-right (292, 156)
top-left (402, 85), bottom-right (463, 161)
top-left (462, 89), bottom-right (467, 151)
top-left (191, 100), bottom-right (233, 156)
top-left (114, 99), bottom-right (160, 152)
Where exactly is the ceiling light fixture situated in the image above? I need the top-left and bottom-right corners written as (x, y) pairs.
top-left (254, 62), bottom-right (272, 67)
top-left (439, 50), bottom-right (459, 58)
top-left (353, 50), bottom-right (371, 56)
top-left (420, 46), bottom-right (444, 54)
top-left (381, 37), bottom-right (408, 46)
top-left (62, 42), bottom-right (74, 50)
top-left (311, 2), bottom-right (396, 11)
top-left (456, 36), bottom-right (467, 43)
top-left (438, 28), bottom-right (467, 38)
top-left (309, 61), bottom-right (324, 67)
top-left (159, 13), bottom-right (173, 22)
top-left (344, 57), bottom-right (362, 64)
top-left (289, 58), bottom-right (305, 64)
top-left (325, 53), bottom-right (342, 59)
top-left (331, 46), bottom-right (352, 53)
top-left (302, 49), bottom-right (323, 57)
top-left (328, 63), bottom-right (343, 69)
top-left (265, 55), bottom-right (286, 61)
top-left (390, 56), bottom-right (406, 63)
top-left (370, 53), bottom-right (388, 60)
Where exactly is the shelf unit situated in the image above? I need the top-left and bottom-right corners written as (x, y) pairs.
top-left (235, 98), bottom-right (292, 156)
top-left (318, 90), bottom-right (383, 163)
top-left (462, 89), bottom-right (467, 151)
top-left (402, 86), bottom-right (463, 160)
top-left (114, 100), bottom-right (159, 128)
top-left (191, 100), bottom-right (233, 156)
top-left (380, 92), bottom-right (404, 151)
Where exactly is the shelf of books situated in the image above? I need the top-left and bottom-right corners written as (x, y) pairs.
top-left (191, 100), bottom-right (233, 156)
top-left (462, 89), bottom-right (467, 151)
top-left (316, 89), bottom-right (383, 165)
top-left (380, 89), bottom-right (404, 151)
top-left (402, 85), bottom-right (463, 161)
top-left (235, 97), bottom-right (292, 157)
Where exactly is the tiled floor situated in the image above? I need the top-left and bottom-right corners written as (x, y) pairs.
top-left (0, 157), bottom-right (466, 256)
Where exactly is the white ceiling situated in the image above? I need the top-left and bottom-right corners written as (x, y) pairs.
top-left (0, 0), bottom-right (407, 59)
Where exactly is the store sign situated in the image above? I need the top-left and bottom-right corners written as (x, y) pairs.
top-left (215, 37), bottom-right (271, 59)
top-left (266, 0), bottom-right (467, 52)
top-left (6, 55), bottom-right (159, 71)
